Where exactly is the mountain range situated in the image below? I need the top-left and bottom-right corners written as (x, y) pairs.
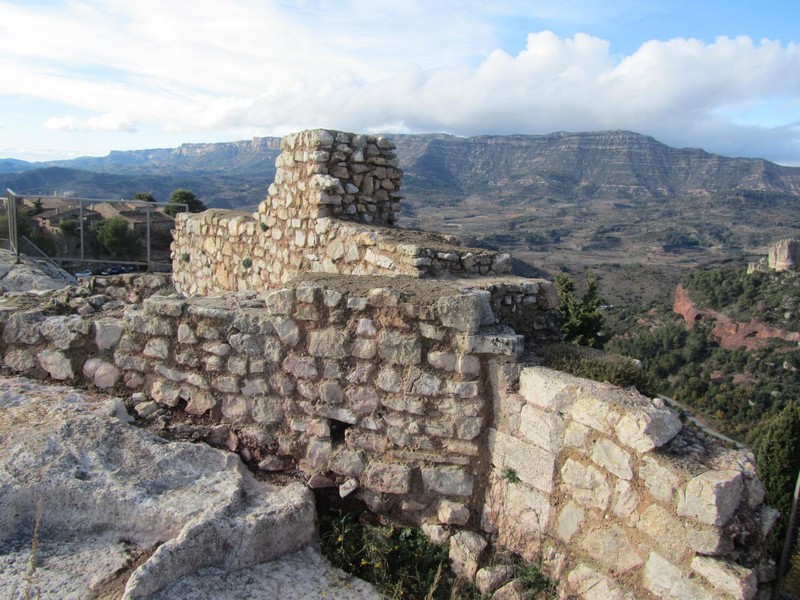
top-left (3, 131), bottom-right (800, 272)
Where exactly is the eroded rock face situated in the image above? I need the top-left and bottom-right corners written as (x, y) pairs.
top-left (0, 376), bottom-right (317, 599)
top-left (768, 238), bottom-right (800, 271)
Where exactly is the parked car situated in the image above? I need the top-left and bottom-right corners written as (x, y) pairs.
top-left (74, 270), bottom-right (92, 278)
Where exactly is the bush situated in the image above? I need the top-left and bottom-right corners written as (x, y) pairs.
top-left (538, 343), bottom-right (656, 396)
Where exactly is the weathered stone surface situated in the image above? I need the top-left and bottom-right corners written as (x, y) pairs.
top-left (637, 504), bottom-right (687, 560)
top-left (308, 327), bottom-right (349, 358)
top-left (640, 455), bottom-right (681, 504)
top-left (364, 462), bottom-right (412, 494)
top-left (83, 358), bottom-right (120, 389)
top-left (491, 579), bottom-right (527, 600)
top-left (519, 404), bottom-right (564, 452)
top-left (614, 401), bottom-right (682, 452)
top-left (644, 553), bottom-right (714, 600)
top-left (567, 564), bottom-right (634, 600)
top-left (0, 377), bottom-right (317, 600)
top-left (488, 429), bottom-right (555, 495)
top-left (611, 479), bottom-right (639, 522)
top-left (37, 349), bottom-right (74, 380)
top-left (421, 465), bottom-right (473, 496)
top-left (437, 499), bottom-right (469, 525)
top-left (449, 530), bottom-right (487, 581)
top-left (378, 331), bottom-right (421, 365)
top-left (691, 556), bottom-right (757, 600)
top-left (580, 525), bottom-right (643, 573)
top-left (677, 470), bottom-right (744, 526)
top-left (421, 523), bottom-right (450, 545)
top-left (94, 317), bottom-right (125, 350)
top-left (590, 439), bottom-right (633, 480)
top-left (560, 458), bottom-right (611, 510)
top-left (557, 501), bottom-right (584, 542)
top-left (475, 565), bottom-right (514, 596)
top-left (4, 348), bottom-right (35, 372)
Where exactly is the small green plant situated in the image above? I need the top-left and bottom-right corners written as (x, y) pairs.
top-left (319, 509), bottom-right (479, 599)
top-left (242, 257), bottom-right (252, 269)
top-left (260, 222), bottom-right (269, 231)
top-left (501, 466), bottom-right (520, 484)
top-left (180, 252), bottom-right (190, 263)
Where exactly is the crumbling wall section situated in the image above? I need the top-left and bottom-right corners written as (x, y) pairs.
top-left (0, 276), bottom-right (553, 529)
top-left (483, 364), bottom-right (776, 600)
top-left (171, 129), bottom-right (511, 295)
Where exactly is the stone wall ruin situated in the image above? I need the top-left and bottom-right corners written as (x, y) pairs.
top-left (0, 129), bottom-right (779, 599)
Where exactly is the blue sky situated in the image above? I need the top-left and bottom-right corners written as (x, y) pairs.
top-left (1, 0), bottom-right (799, 164)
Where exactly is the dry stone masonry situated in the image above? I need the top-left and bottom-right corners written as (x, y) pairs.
top-left (0, 129), bottom-right (779, 599)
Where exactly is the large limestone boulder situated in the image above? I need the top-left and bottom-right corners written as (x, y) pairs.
top-left (0, 376), bottom-right (354, 599)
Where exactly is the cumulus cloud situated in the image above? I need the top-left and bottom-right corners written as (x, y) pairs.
top-left (1, 1), bottom-right (799, 163)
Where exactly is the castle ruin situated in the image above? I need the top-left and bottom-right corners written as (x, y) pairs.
top-left (0, 130), bottom-right (778, 599)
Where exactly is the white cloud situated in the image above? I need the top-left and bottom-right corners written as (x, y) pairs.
top-left (0, 1), bottom-right (799, 163)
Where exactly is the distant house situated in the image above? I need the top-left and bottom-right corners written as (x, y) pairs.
top-left (32, 206), bottom-right (103, 234)
top-left (91, 201), bottom-right (175, 234)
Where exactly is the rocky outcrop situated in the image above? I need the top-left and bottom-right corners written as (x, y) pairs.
top-left (0, 376), bottom-right (369, 599)
top-left (0, 249), bottom-right (76, 293)
top-left (674, 283), bottom-right (800, 349)
top-left (768, 239), bottom-right (800, 271)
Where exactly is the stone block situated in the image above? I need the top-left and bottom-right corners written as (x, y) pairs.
top-left (677, 470), bottom-right (744, 526)
top-left (519, 404), bottom-right (564, 453)
top-left (474, 565), bottom-right (513, 596)
top-left (272, 317), bottom-right (300, 346)
top-left (378, 331), bottom-right (421, 365)
top-left (409, 372), bottom-right (441, 396)
top-left (611, 479), bottom-right (639, 522)
top-left (437, 500), bottom-right (470, 525)
top-left (421, 523), bottom-right (450, 545)
top-left (318, 381), bottom-right (344, 404)
top-left (691, 556), bottom-right (757, 599)
top-left (560, 458), bottom-right (611, 510)
top-left (421, 465), bottom-right (474, 496)
top-left (435, 293), bottom-right (488, 333)
top-left (449, 531), bottom-right (487, 581)
top-left (37, 349), bottom-right (74, 380)
top-left (491, 579), bottom-right (526, 600)
top-left (637, 503), bottom-right (687, 560)
top-left (590, 439), bottom-right (632, 480)
top-left (94, 317), bottom-right (125, 350)
top-left (518, 366), bottom-right (578, 412)
top-left (4, 348), bottom-right (35, 372)
top-left (487, 429), bottom-right (555, 495)
top-left (580, 525), bottom-right (643, 574)
top-left (282, 355), bottom-right (318, 379)
top-left (364, 461), bottom-right (412, 494)
top-left (143, 338), bottom-right (170, 360)
top-left (644, 553), bottom-right (714, 600)
top-left (566, 564), bottom-right (634, 600)
top-left (427, 351), bottom-right (456, 371)
top-left (640, 455), bottom-right (680, 503)
top-left (614, 401), bottom-right (682, 452)
top-left (463, 332), bottom-right (523, 356)
top-left (308, 327), bottom-right (349, 358)
top-left (557, 501), bottom-right (584, 542)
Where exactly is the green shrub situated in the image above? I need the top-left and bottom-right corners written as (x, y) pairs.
top-left (242, 257), bottom-right (252, 269)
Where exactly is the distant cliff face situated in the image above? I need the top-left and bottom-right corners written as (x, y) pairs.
top-left (393, 130), bottom-right (800, 199)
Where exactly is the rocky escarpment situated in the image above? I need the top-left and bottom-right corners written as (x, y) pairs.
top-left (674, 284), bottom-right (800, 350)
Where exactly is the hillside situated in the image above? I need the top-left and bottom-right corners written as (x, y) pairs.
top-left (4, 131), bottom-right (800, 271)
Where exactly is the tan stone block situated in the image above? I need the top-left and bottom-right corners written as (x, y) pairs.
top-left (488, 429), bottom-right (556, 495)
top-left (560, 458), bottom-right (611, 510)
top-left (691, 556), bottom-right (757, 600)
top-left (519, 404), bottom-right (564, 453)
top-left (591, 438), bottom-right (632, 480)
top-left (644, 553), bottom-right (714, 600)
top-left (677, 470), bottom-right (744, 526)
top-left (580, 525), bottom-right (643, 574)
top-left (557, 501), bottom-right (584, 542)
top-left (640, 455), bottom-right (680, 503)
